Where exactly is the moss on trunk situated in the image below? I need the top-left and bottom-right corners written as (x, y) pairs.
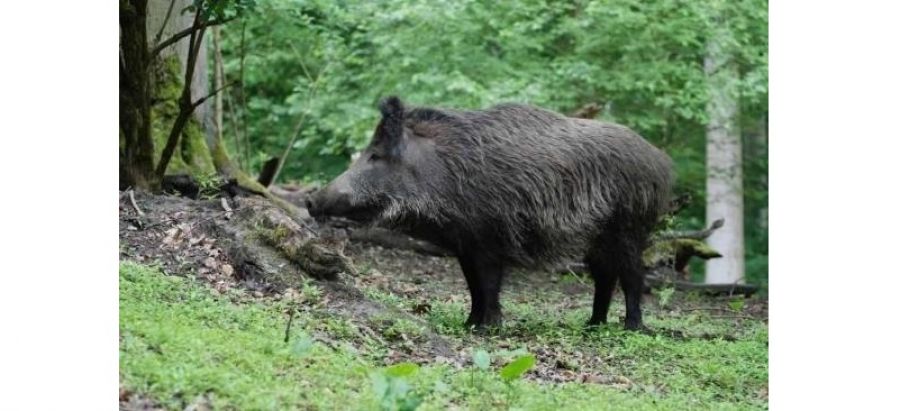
top-left (150, 55), bottom-right (215, 177)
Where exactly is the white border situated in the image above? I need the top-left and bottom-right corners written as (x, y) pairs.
top-left (0, 2), bottom-right (118, 409)
top-left (771, 0), bottom-right (900, 409)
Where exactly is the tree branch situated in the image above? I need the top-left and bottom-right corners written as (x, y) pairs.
top-left (128, 189), bottom-right (145, 216)
top-left (269, 62), bottom-right (331, 184)
top-left (153, 0), bottom-right (177, 45)
top-left (284, 308), bottom-right (295, 343)
top-left (654, 218), bottom-right (725, 241)
top-left (151, 16), bottom-right (236, 57)
top-left (155, 8), bottom-right (205, 179)
top-left (237, 21), bottom-right (251, 170)
top-left (191, 81), bottom-right (236, 110)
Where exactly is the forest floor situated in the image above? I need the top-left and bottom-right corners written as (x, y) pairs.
top-left (119, 190), bottom-right (768, 410)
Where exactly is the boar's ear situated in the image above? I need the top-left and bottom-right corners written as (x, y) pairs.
top-left (374, 96), bottom-right (405, 157)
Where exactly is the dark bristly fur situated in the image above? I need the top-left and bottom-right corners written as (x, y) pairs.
top-left (308, 96), bottom-right (674, 331)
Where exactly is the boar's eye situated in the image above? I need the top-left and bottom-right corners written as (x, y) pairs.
top-left (368, 152), bottom-right (384, 162)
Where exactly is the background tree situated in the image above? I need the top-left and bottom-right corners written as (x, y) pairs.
top-left (119, 0), bottom-right (255, 191)
top-left (120, 0), bottom-right (155, 189)
top-left (703, 1), bottom-right (745, 284)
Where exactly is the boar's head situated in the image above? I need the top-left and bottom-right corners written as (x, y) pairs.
top-left (307, 96), bottom-right (442, 223)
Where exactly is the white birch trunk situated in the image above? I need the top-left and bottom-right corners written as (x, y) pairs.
top-left (704, 16), bottom-right (745, 284)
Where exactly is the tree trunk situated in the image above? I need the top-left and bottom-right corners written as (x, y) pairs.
top-left (704, 12), bottom-right (745, 284)
top-left (120, 0), bottom-right (156, 190)
top-left (146, 0), bottom-right (215, 178)
top-left (213, 27), bottom-right (225, 163)
top-left (755, 115), bottom-right (768, 233)
top-left (119, 1), bottom-right (328, 220)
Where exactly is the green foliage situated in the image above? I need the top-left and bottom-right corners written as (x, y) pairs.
top-left (372, 370), bottom-right (424, 411)
top-left (218, 0), bottom-right (768, 283)
top-left (379, 317), bottom-right (426, 342)
top-left (194, 171), bottom-right (224, 198)
top-left (728, 298), bottom-right (746, 312)
top-left (499, 354), bottom-right (537, 382)
top-left (298, 277), bottom-right (323, 304)
top-left (289, 331), bottom-right (314, 357)
top-left (385, 362), bottom-right (420, 378)
top-left (473, 349), bottom-right (491, 371)
top-left (375, 363), bottom-right (425, 411)
top-left (655, 286), bottom-right (676, 308)
top-left (188, 0), bottom-right (257, 20)
top-left (121, 262), bottom-right (767, 410)
top-left (119, 262), bottom-right (370, 409)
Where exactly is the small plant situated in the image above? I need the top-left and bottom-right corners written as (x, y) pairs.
top-left (470, 349), bottom-right (491, 388)
top-left (655, 287), bottom-right (676, 308)
top-left (728, 298), bottom-right (746, 312)
top-left (299, 279), bottom-right (322, 305)
top-left (322, 317), bottom-right (358, 339)
top-left (498, 353), bottom-right (536, 406)
top-left (290, 332), bottom-right (315, 357)
top-left (499, 354), bottom-right (536, 383)
top-left (358, 263), bottom-right (374, 276)
top-left (473, 349), bottom-right (491, 371)
top-left (559, 270), bottom-right (589, 286)
top-left (362, 287), bottom-right (405, 309)
top-left (195, 172), bottom-right (225, 199)
top-left (380, 318), bottom-right (425, 342)
top-left (372, 362), bottom-right (423, 411)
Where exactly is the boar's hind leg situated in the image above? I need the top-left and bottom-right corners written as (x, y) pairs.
top-left (585, 253), bottom-right (618, 327)
top-left (589, 229), bottom-right (647, 331)
top-left (458, 253), bottom-right (504, 330)
top-left (618, 250), bottom-right (646, 331)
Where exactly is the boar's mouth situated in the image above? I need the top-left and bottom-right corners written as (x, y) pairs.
top-left (306, 192), bottom-right (385, 223)
top-left (330, 202), bottom-right (383, 223)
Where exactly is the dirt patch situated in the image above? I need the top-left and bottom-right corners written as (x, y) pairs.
top-left (119, 190), bottom-right (457, 362)
top-left (120, 193), bottom-right (243, 293)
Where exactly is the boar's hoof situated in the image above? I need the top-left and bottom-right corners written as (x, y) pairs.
top-left (623, 319), bottom-right (650, 333)
top-left (466, 311), bottom-right (503, 333)
top-left (583, 321), bottom-right (606, 333)
top-left (470, 323), bottom-right (502, 335)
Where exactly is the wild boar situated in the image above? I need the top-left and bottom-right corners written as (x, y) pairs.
top-left (308, 97), bottom-right (674, 331)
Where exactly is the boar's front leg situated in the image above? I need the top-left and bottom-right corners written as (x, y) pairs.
top-left (458, 252), bottom-right (504, 330)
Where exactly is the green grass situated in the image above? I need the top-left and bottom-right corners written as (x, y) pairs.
top-left (421, 296), bottom-right (767, 408)
top-left (120, 262), bottom-right (767, 410)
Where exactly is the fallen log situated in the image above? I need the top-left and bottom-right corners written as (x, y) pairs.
top-left (558, 265), bottom-right (758, 297)
top-left (644, 275), bottom-right (758, 297)
top-left (654, 218), bottom-right (725, 241)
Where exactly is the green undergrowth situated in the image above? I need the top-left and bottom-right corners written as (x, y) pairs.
top-left (421, 294), bottom-right (767, 407)
top-left (120, 262), bottom-right (767, 410)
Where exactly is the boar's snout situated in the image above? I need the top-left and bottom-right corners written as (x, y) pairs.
top-left (306, 172), bottom-right (376, 221)
top-left (306, 185), bottom-right (350, 220)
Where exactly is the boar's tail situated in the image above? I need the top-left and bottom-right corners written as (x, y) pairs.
top-left (375, 96), bottom-right (405, 151)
